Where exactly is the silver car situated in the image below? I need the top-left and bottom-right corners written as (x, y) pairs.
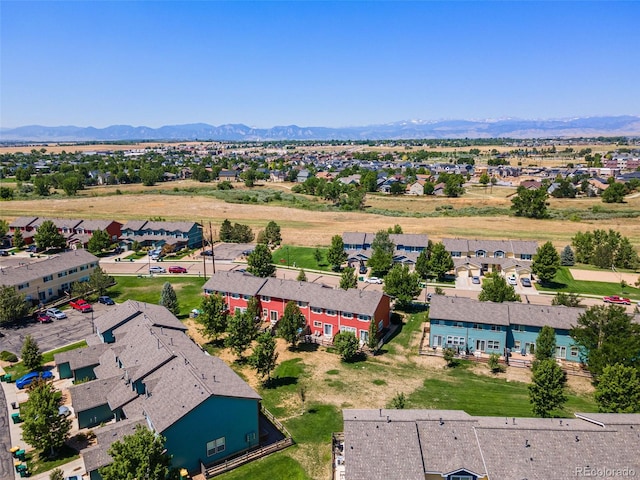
top-left (149, 266), bottom-right (166, 274)
top-left (46, 308), bottom-right (67, 319)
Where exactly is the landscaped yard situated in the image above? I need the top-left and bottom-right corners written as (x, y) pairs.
top-left (107, 275), bottom-right (207, 318)
top-left (271, 245), bottom-right (331, 272)
top-left (4, 340), bottom-right (87, 379)
top-left (536, 267), bottom-right (640, 299)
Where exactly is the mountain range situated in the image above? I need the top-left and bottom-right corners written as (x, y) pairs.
top-left (1, 116), bottom-right (639, 142)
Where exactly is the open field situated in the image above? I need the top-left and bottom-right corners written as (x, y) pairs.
top-left (2, 184), bottom-right (640, 249)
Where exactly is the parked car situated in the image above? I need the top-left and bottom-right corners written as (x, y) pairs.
top-left (359, 265), bottom-right (367, 275)
top-left (46, 308), bottom-right (67, 319)
top-left (364, 276), bottom-right (383, 284)
top-left (98, 295), bottom-right (115, 305)
top-left (69, 299), bottom-right (92, 312)
top-left (507, 275), bottom-right (518, 286)
top-left (149, 266), bottom-right (166, 274)
top-left (520, 277), bottom-right (532, 287)
top-left (16, 370), bottom-right (54, 389)
top-left (0, 250), bottom-right (9, 256)
top-left (26, 245), bottom-right (38, 253)
top-left (168, 266), bottom-right (188, 274)
top-left (58, 405), bottom-right (71, 417)
top-left (36, 312), bottom-right (52, 323)
top-left (603, 295), bottom-right (631, 305)
top-left (471, 276), bottom-right (481, 284)
top-left (200, 250), bottom-right (213, 256)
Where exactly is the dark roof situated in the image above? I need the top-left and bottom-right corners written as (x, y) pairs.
top-left (82, 418), bottom-right (147, 472)
top-left (54, 343), bottom-right (110, 371)
top-left (94, 300), bottom-right (187, 336)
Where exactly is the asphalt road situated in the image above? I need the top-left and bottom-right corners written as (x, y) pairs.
top-left (0, 385), bottom-right (11, 480)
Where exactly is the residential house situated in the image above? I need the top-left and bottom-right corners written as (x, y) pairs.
top-left (442, 238), bottom-right (537, 278)
top-left (119, 220), bottom-right (202, 251)
top-left (202, 271), bottom-right (391, 345)
top-left (218, 169), bottom-right (239, 182)
top-left (406, 179), bottom-right (427, 195)
top-left (342, 232), bottom-right (430, 267)
top-left (56, 301), bottom-right (263, 478)
top-left (432, 182), bottom-right (446, 196)
top-left (0, 249), bottom-right (99, 305)
top-left (428, 296), bottom-right (594, 362)
top-left (68, 219), bottom-right (123, 249)
top-left (338, 409), bottom-right (640, 480)
top-left (8, 216), bottom-right (121, 249)
top-left (296, 169), bottom-right (311, 183)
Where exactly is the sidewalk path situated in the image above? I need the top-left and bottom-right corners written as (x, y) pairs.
top-left (0, 382), bottom-right (13, 480)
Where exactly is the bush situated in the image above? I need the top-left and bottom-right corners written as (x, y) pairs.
top-left (0, 350), bottom-right (18, 362)
top-left (334, 331), bottom-right (360, 362)
top-left (488, 353), bottom-right (503, 373)
top-left (443, 347), bottom-right (457, 367)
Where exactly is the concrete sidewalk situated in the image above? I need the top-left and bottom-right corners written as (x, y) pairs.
top-left (0, 368), bottom-right (86, 480)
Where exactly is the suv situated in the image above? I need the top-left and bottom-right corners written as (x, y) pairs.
top-left (70, 299), bottom-right (92, 312)
top-left (46, 308), bottom-right (67, 319)
top-left (364, 277), bottom-right (383, 284)
top-left (149, 266), bottom-right (166, 274)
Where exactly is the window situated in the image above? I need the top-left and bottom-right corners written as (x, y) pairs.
top-left (513, 324), bottom-right (525, 332)
top-left (325, 309), bottom-right (337, 316)
top-left (432, 319), bottom-right (440, 325)
top-left (43, 275), bottom-right (53, 282)
top-left (446, 336), bottom-right (465, 346)
top-left (311, 306), bottom-right (322, 314)
top-left (340, 326), bottom-right (356, 334)
top-left (206, 437), bottom-right (226, 456)
top-left (262, 308), bottom-right (268, 319)
top-left (18, 283), bottom-right (30, 290)
top-left (297, 301), bottom-right (308, 308)
top-left (323, 324), bottom-right (333, 336)
top-left (454, 322), bottom-right (464, 328)
top-left (521, 254), bottom-right (532, 260)
top-left (451, 251), bottom-right (461, 258)
top-left (231, 293), bottom-right (240, 299)
top-left (360, 330), bottom-right (369, 343)
top-left (58, 271), bottom-right (67, 278)
top-left (313, 321), bottom-right (322, 328)
top-left (514, 340), bottom-right (521, 350)
top-left (556, 346), bottom-right (567, 359)
top-left (472, 323), bottom-right (482, 330)
top-left (495, 250), bottom-right (505, 258)
top-left (451, 475), bottom-right (472, 480)
top-left (490, 325), bottom-right (500, 331)
top-left (243, 294), bottom-right (251, 300)
top-left (358, 314), bottom-right (371, 322)
top-left (570, 346), bottom-right (579, 358)
top-left (487, 340), bottom-right (500, 350)
top-left (270, 311), bottom-right (278, 323)
top-left (245, 432), bottom-right (257, 443)
top-left (261, 295), bottom-right (271, 302)
top-left (342, 312), bottom-right (353, 319)
top-left (476, 250), bottom-right (486, 258)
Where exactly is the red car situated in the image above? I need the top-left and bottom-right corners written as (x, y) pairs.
top-left (168, 266), bottom-right (188, 274)
top-left (70, 299), bottom-right (93, 312)
top-left (36, 312), bottom-right (52, 323)
top-left (603, 295), bottom-right (631, 305)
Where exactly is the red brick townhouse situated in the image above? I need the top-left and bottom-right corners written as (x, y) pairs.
top-left (203, 271), bottom-right (392, 344)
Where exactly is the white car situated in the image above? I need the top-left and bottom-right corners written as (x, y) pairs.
top-left (46, 308), bottom-right (67, 319)
top-left (365, 277), bottom-right (383, 284)
top-left (507, 276), bottom-right (517, 286)
top-left (149, 266), bottom-right (166, 274)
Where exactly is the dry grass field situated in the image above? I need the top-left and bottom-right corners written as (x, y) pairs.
top-left (1, 180), bottom-right (639, 248)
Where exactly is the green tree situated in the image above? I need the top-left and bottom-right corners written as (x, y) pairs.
top-left (594, 364), bottom-right (640, 413)
top-left (0, 186), bottom-right (14, 200)
top-left (219, 219), bottom-right (233, 242)
top-left (528, 358), bottom-right (567, 417)
top-left (21, 379), bottom-right (72, 456)
top-left (277, 301), bottom-right (306, 349)
top-left (260, 221), bottom-right (282, 246)
top-left (532, 241), bottom-right (561, 285)
top-left (313, 248), bottom-right (323, 265)
top-left (231, 223), bottom-right (254, 243)
top-left (367, 230), bottom-right (395, 276)
top-left (198, 293), bottom-right (229, 342)
top-left (382, 264), bottom-right (421, 309)
top-left (88, 266), bottom-right (114, 296)
top-left (551, 292), bottom-right (582, 307)
top-left (339, 267), bottom-right (358, 290)
top-left (511, 186), bottom-right (549, 219)
top-left (249, 332), bottom-right (278, 384)
top-left (87, 229), bottom-right (112, 254)
top-left (247, 244), bottom-right (275, 278)
top-left (326, 235), bottom-right (347, 271)
top-left (388, 224), bottom-right (403, 234)
top-left (62, 175), bottom-right (82, 196)
top-left (334, 331), bottom-right (360, 362)
top-left (0, 219), bottom-right (8, 237)
top-left (570, 305), bottom-right (640, 376)
top-left (414, 241), bottom-right (434, 279)
top-left (132, 240), bottom-right (141, 253)
top-left (560, 245), bottom-right (575, 266)
top-left (100, 425), bottom-right (175, 480)
top-left (534, 326), bottom-right (557, 363)
top-left (427, 242), bottom-right (454, 281)
top-left (296, 268), bottom-right (307, 282)
top-left (443, 347), bottom-right (457, 367)
top-left (34, 220), bottom-right (66, 251)
top-left (488, 353), bottom-right (502, 373)
top-left (367, 318), bottom-right (379, 350)
top-left (602, 182), bottom-right (626, 203)
top-left (225, 311), bottom-right (258, 359)
top-left (159, 282), bottom-right (179, 315)
top-left (478, 273), bottom-right (521, 303)
top-left (0, 285), bottom-right (29, 325)
top-left (13, 228), bottom-right (24, 249)
top-left (33, 176), bottom-right (51, 196)
top-left (479, 172), bottom-right (490, 189)
top-left (21, 334), bottom-right (43, 371)
top-left (49, 468), bottom-right (64, 480)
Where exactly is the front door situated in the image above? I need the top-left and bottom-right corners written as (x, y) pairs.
top-left (476, 339), bottom-right (486, 352)
top-left (432, 335), bottom-right (443, 347)
top-left (324, 323), bottom-right (333, 337)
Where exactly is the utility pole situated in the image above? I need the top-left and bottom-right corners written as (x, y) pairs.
top-left (209, 221), bottom-right (216, 274)
top-left (201, 221), bottom-right (207, 280)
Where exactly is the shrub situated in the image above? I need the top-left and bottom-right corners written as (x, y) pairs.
top-left (0, 350), bottom-right (18, 362)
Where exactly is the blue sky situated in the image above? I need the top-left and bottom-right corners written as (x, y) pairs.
top-left (1, 1), bottom-right (639, 128)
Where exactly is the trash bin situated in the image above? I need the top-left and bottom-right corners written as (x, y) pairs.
top-left (16, 450), bottom-right (25, 461)
top-left (180, 468), bottom-right (190, 479)
top-left (5, 374), bottom-right (14, 383)
top-left (11, 413), bottom-right (22, 424)
top-left (11, 401), bottom-right (18, 409)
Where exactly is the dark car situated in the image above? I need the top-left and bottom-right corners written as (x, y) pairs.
top-left (98, 295), bottom-right (115, 305)
top-left (200, 250), bottom-right (213, 256)
top-left (0, 250), bottom-right (9, 256)
top-left (520, 277), bottom-right (532, 287)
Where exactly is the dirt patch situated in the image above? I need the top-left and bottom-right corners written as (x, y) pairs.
top-left (570, 268), bottom-right (639, 285)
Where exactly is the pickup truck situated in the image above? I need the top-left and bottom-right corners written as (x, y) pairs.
top-left (69, 299), bottom-right (93, 312)
top-left (603, 295), bottom-right (631, 305)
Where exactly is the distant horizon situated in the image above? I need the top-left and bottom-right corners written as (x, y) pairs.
top-left (2, 2), bottom-right (639, 129)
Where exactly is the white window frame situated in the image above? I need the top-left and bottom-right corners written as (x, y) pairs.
top-left (313, 321), bottom-right (322, 328)
top-left (342, 312), bottom-right (353, 319)
top-left (311, 306), bottom-right (322, 314)
top-left (487, 340), bottom-right (500, 350)
top-left (325, 309), bottom-right (337, 317)
top-left (231, 293), bottom-right (240, 299)
top-left (206, 437), bottom-right (226, 456)
top-left (323, 323), bottom-right (333, 337)
top-left (360, 330), bottom-right (369, 343)
top-left (570, 346), bottom-right (579, 357)
top-left (556, 346), bottom-right (567, 359)
top-left (261, 295), bottom-right (271, 302)
top-left (297, 301), bottom-right (308, 308)
top-left (358, 314), bottom-right (371, 322)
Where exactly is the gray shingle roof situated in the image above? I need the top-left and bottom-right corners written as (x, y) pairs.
top-left (429, 296), bottom-right (511, 326)
top-left (203, 271), bottom-right (268, 297)
top-left (8, 216), bottom-right (38, 228)
top-left (443, 238), bottom-right (538, 256)
top-left (69, 376), bottom-right (120, 411)
top-left (54, 343), bottom-right (110, 371)
top-left (82, 418), bottom-right (147, 472)
top-left (94, 300), bottom-right (187, 336)
top-left (0, 250), bottom-right (99, 288)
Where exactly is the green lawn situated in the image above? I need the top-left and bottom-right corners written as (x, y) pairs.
top-left (536, 267), bottom-right (640, 299)
top-left (408, 362), bottom-right (597, 417)
top-left (108, 275), bottom-right (207, 318)
top-left (4, 341), bottom-right (87, 379)
top-left (216, 451), bottom-right (310, 480)
top-left (271, 245), bottom-right (331, 272)
top-left (383, 308), bottom-right (428, 355)
top-left (25, 445), bottom-right (80, 476)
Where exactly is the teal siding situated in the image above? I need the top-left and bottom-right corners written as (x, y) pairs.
top-left (509, 326), bottom-right (581, 361)
top-left (162, 395), bottom-right (260, 472)
top-left (74, 365), bottom-right (97, 382)
top-left (430, 321), bottom-right (507, 355)
top-left (78, 404), bottom-right (114, 429)
top-left (89, 470), bottom-right (102, 480)
top-left (57, 362), bottom-right (72, 379)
